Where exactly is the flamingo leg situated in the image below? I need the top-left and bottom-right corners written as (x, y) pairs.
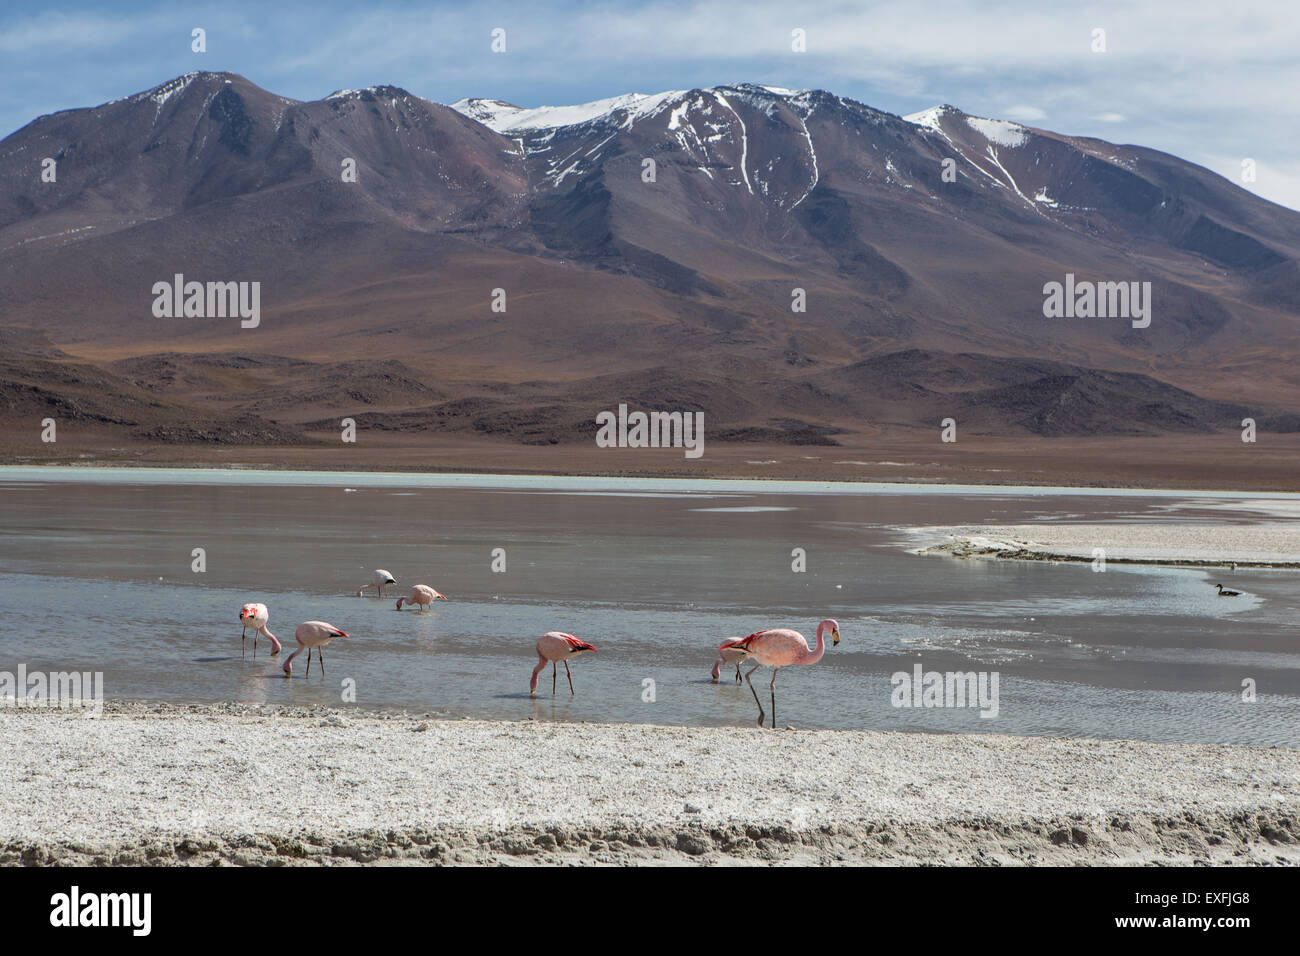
top-left (770, 668), bottom-right (779, 729)
top-left (564, 659), bottom-right (574, 695)
top-left (253, 633), bottom-right (257, 660)
top-left (318, 649), bottom-right (325, 677)
top-left (734, 662), bottom-right (742, 683)
top-left (552, 661), bottom-right (557, 696)
top-left (743, 665), bottom-right (765, 727)
top-left (306, 647), bottom-right (312, 678)
top-left (241, 630), bottom-right (246, 660)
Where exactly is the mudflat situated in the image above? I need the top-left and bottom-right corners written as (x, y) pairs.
top-left (5, 430), bottom-right (1300, 491)
top-left (3, 702), bottom-right (1297, 866)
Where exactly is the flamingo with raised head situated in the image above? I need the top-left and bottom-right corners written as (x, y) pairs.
top-left (357, 570), bottom-right (397, 598)
top-left (711, 640), bottom-right (747, 683)
top-left (719, 619), bottom-right (840, 728)
top-left (396, 585), bottom-right (448, 611)
top-left (238, 603), bottom-right (281, 659)
top-left (282, 621), bottom-right (349, 678)
top-left (530, 632), bottom-right (598, 696)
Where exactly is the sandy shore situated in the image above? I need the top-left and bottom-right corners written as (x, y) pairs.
top-left (917, 522), bottom-right (1300, 568)
top-left (3, 702), bottom-right (1297, 866)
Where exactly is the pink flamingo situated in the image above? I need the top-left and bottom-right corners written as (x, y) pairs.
top-left (357, 569), bottom-right (397, 598)
top-left (238, 603), bottom-right (281, 659)
top-left (396, 585), bottom-right (448, 611)
top-left (282, 621), bottom-right (349, 679)
top-left (719, 619), bottom-right (840, 728)
top-left (711, 639), bottom-right (747, 683)
top-left (530, 632), bottom-right (598, 696)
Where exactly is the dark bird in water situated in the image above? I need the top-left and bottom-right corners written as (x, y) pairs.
top-left (1214, 583), bottom-right (1241, 597)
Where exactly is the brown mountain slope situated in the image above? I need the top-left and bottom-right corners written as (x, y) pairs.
top-left (1, 73), bottom-right (1298, 477)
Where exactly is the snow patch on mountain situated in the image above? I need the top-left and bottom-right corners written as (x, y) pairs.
top-left (713, 92), bottom-right (753, 195)
top-left (134, 73), bottom-right (201, 118)
top-left (451, 85), bottom-right (817, 135)
top-left (966, 117), bottom-right (1029, 148)
top-left (903, 105), bottom-right (952, 132)
top-left (451, 93), bottom-right (684, 133)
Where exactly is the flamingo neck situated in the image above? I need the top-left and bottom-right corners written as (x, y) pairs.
top-left (802, 621), bottom-right (829, 665)
top-left (530, 656), bottom-right (547, 691)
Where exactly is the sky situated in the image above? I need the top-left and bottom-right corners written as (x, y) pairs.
top-left (2, 0), bottom-right (1297, 210)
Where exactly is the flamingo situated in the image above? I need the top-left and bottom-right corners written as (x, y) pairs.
top-left (530, 632), bottom-right (598, 696)
top-left (719, 619), bottom-right (840, 728)
top-left (282, 621), bottom-right (349, 678)
top-left (357, 570), bottom-right (397, 598)
top-left (396, 585), bottom-right (448, 611)
top-left (711, 640), bottom-right (747, 683)
top-left (238, 603), bottom-right (281, 659)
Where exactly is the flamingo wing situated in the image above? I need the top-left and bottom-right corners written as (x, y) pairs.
top-left (722, 628), bottom-right (781, 652)
top-left (559, 633), bottom-right (597, 652)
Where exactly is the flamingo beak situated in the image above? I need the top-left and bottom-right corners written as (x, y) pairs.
top-left (832, 629), bottom-right (840, 646)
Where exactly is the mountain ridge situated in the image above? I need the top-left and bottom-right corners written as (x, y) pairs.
top-left (2, 70), bottom-right (1297, 464)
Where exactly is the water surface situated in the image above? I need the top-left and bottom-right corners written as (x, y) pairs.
top-left (1, 468), bottom-right (1297, 746)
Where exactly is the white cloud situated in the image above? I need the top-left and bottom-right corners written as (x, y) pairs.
top-left (1003, 105), bottom-right (1047, 122)
top-left (0, 11), bottom-right (143, 53)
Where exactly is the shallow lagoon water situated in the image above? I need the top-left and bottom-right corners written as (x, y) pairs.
top-left (1, 467), bottom-right (1297, 745)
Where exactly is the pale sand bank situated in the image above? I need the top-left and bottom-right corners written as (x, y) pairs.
top-left (3, 702), bottom-right (1298, 866)
top-left (917, 523), bottom-right (1300, 567)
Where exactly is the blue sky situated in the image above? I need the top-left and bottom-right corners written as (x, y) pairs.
top-left (3, 0), bottom-right (1298, 210)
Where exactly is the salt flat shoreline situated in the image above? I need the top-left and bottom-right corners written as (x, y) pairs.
top-left (3, 702), bottom-right (1297, 866)
top-left (916, 523), bottom-right (1300, 568)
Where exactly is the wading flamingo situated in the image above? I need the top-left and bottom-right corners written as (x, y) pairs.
top-left (719, 619), bottom-right (839, 728)
top-left (530, 632), bottom-right (598, 697)
top-left (711, 640), bottom-right (747, 683)
top-left (282, 621), bottom-right (349, 678)
top-left (357, 570), bottom-right (397, 598)
top-left (396, 585), bottom-right (448, 611)
top-left (238, 603), bottom-right (281, 659)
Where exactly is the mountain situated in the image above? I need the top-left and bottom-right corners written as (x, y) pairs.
top-left (2, 71), bottom-right (1298, 466)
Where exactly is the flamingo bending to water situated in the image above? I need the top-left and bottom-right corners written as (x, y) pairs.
top-left (719, 619), bottom-right (840, 728)
top-left (282, 621), bottom-right (349, 678)
top-left (357, 570), bottom-right (397, 598)
top-left (711, 640), bottom-right (747, 683)
top-left (530, 632), bottom-right (598, 696)
top-left (238, 603), bottom-right (281, 659)
top-left (396, 585), bottom-right (448, 611)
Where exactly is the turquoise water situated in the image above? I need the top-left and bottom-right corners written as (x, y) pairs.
top-left (7, 464), bottom-right (1300, 497)
top-left (1, 468), bottom-right (1297, 745)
